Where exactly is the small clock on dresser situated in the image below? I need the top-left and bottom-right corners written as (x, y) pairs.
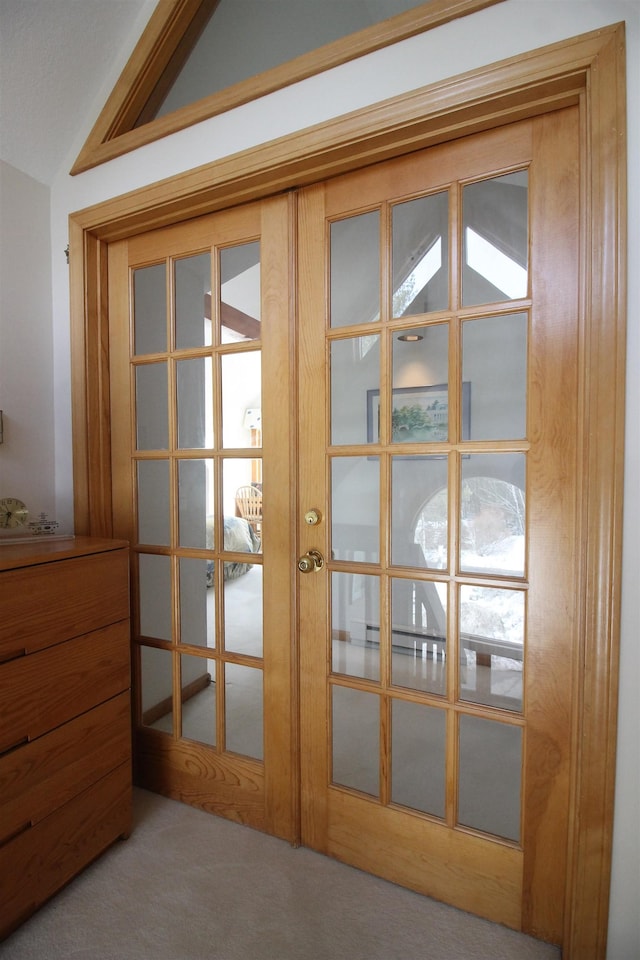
top-left (0, 497), bottom-right (29, 530)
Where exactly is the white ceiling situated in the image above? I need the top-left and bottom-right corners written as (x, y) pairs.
top-left (0, 0), bottom-right (425, 187)
top-left (0, 0), bottom-right (149, 185)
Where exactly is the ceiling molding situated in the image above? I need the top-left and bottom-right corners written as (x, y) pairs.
top-left (70, 0), bottom-right (505, 176)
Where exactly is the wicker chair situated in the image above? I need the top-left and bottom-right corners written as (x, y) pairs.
top-left (235, 485), bottom-right (262, 534)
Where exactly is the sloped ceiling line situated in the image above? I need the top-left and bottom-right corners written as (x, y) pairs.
top-left (70, 0), bottom-right (505, 176)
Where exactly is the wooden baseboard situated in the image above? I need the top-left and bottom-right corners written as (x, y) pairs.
top-left (142, 673), bottom-right (211, 726)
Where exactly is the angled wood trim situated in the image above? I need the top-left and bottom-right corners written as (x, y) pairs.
top-left (72, 0), bottom-right (217, 172)
top-left (132, 0), bottom-right (222, 129)
top-left (71, 0), bottom-right (505, 175)
top-left (69, 24), bottom-right (626, 959)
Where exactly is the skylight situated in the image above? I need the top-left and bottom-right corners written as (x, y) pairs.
top-left (358, 235), bottom-right (442, 360)
top-left (465, 228), bottom-right (527, 299)
top-left (392, 236), bottom-right (442, 316)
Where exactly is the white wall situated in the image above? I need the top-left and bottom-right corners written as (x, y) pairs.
top-left (33, 1), bottom-right (640, 956)
top-left (0, 160), bottom-right (57, 525)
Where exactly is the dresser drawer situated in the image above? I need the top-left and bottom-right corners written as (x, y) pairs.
top-left (0, 547), bottom-right (129, 661)
top-left (0, 620), bottom-right (129, 754)
top-left (0, 762), bottom-right (131, 939)
top-left (0, 692), bottom-right (131, 846)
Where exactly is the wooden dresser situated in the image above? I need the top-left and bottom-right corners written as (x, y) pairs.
top-left (0, 537), bottom-right (132, 940)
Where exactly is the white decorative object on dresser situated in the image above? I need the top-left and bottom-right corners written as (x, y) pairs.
top-left (0, 537), bottom-right (131, 940)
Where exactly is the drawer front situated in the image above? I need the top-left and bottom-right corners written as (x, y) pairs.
top-left (0, 620), bottom-right (130, 754)
top-left (0, 762), bottom-right (131, 940)
top-left (0, 692), bottom-right (131, 845)
top-left (0, 548), bottom-right (129, 661)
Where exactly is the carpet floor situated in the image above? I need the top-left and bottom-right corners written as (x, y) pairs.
top-left (1, 788), bottom-right (561, 960)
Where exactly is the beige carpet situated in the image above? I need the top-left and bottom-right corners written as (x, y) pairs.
top-left (2, 788), bottom-right (561, 960)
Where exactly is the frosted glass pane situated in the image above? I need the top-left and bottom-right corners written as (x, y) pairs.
top-left (225, 663), bottom-right (263, 760)
top-left (462, 314), bottom-right (527, 441)
top-left (221, 352), bottom-right (261, 447)
top-left (459, 585), bottom-right (524, 712)
top-left (331, 457), bottom-right (379, 563)
top-left (220, 242), bottom-right (261, 343)
top-left (175, 252), bottom-right (211, 349)
top-left (391, 324), bottom-right (449, 443)
top-left (391, 578), bottom-right (447, 695)
top-left (139, 554), bottom-right (172, 641)
top-left (392, 456), bottom-right (447, 569)
top-left (331, 336), bottom-right (380, 445)
top-left (331, 572), bottom-right (380, 682)
top-left (462, 171), bottom-right (528, 306)
top-left (458, 715), bottom-right (522, 841)
top-left (179, 557), bottom-right (215, 649)
top-left (177, 357), bottom-right (213, 449)
top-left (412, 478), bottom-right (449, 570)
top-left (223, 463), bottom-right (262, 554)
top-left (392, 192), bottom-right (448, 316)
top-left (392, 700), bottom-right (446, 816)
top-left (224, 564), bottom-right (262, 658)
top-left (134, 263), bottom-right (166, 355)
top-left (332, 686), bottom-right (379, 797)
top-left (460, 456), bottom-right (526, 577)
top-left (136, 363), bottom-right (168, 450)
top-left (178, 459), bottom-right (214, 549)
top-left (181, 655), bottom-right (216, 746)
top-left (140, 645), bottom-right (172, 731)
top-left (137, 460), bottom-right (170, 546)
top-left (331, 211), bottom-right (380, 328)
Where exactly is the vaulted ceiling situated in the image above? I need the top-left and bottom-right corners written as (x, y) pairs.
top-left (0, 0), bottom-right (414, 186)
top-left (0, 0), bottom-right (500, 187)
top-left (0, 0), bottom-right (148, 185)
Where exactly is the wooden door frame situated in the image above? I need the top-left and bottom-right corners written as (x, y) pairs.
top-left (69, 24), bottom-right (626, 958)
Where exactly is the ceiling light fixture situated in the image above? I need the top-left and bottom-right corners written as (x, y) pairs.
top-left (397, 333), bottom-right (424, 342)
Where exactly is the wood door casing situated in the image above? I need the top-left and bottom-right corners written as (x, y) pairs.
top-left (297, 110), bottom-right (579, 941)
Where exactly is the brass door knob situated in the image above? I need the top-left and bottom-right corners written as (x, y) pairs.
top-left (297, 549), bottom-right (324, 573)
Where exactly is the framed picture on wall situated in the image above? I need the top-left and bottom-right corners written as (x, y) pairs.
top-left (366, 382), bottom-right (470, 445)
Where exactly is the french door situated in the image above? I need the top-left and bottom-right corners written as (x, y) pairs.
top-left (110, 107), bottom-right (580, 942)
top-left (109, 195), bottom-right (297, 842)
top-left (297, 109), bottom-right (579, 943)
